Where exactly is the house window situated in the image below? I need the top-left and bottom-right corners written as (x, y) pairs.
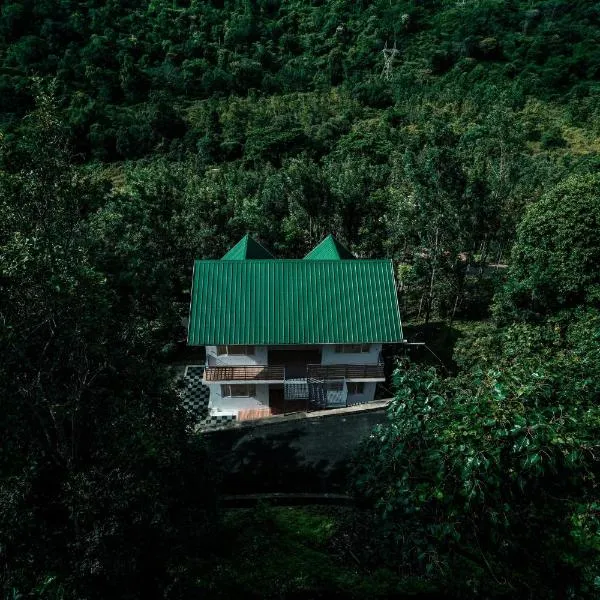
top-left (221, 384), bottom-right (256, 398)
top-left (216, 345), bottom-right (255, 356)
top-left (335, 344), bottom-right (370, 353)
top-left (347, 382), bottom-right (365, 395)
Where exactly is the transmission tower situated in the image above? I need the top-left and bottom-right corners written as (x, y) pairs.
top-left (381, 42), bottom-right (399, 80)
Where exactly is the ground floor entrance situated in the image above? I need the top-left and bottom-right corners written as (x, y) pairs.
top-left (268, 385), bottom-right (309, 415)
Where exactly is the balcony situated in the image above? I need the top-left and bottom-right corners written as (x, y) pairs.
top-left (203, 362), bottom-right (385, 383)
top-left (268, 348), bottom-right (321, 378)
top-left (204, 364), bottom-right (285, 383)
top-left (306, 363), bottom-right (385, 381)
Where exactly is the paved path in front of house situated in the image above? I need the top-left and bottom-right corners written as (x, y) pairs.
top-left (204, 398), bottom-right (391, 431)
top-left (204, 401), bottom-right (390, 495)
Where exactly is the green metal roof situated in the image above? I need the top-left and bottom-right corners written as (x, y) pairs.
top-left (222, 234), bottom-right (275, 260)
top-left (188, 259), bottom-right (403, 345)
top-left (304, 234), bottom-right (355, 260)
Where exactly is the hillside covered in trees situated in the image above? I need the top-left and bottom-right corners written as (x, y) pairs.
top-left (2, 0), bottom-right (600, 313)
top-left (1, 0), bottom-right (600, 598)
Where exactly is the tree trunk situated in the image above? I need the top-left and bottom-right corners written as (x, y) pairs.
top-left (425, 228), bottom-right (439, 325)
top-left (450, 294), bottom-right (459, 325)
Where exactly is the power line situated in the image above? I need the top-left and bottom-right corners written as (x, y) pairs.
top-left (402, 340), bottom-right (450, 373)
top-left (381, 41), bottom-right (399, 80)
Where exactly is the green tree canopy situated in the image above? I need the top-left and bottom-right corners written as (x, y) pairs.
top-left (352, 309), bottom-right (600, 598)
top-left (0, 92), bottom-right (216, 599)
top-left (495, 173), bottom-right (600, 322)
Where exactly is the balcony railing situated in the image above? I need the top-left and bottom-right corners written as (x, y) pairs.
top-left (204, 365), bottom-right (285, 382)
top-left (306, 363), bottom-right (385, 380)
top-left (203, 362), bottom-right (385, 383)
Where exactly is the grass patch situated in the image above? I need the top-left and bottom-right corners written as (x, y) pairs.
top-left (194, 504), bottom-right (440, 599)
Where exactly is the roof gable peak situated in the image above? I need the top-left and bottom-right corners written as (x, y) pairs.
top-left (222, 234), bottom-right (275, 260)
top-left (304, 234), bottom-right (355, 260)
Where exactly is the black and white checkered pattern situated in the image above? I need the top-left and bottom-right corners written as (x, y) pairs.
top-left (181, 366), bottom-right (238, 429)
top-left (181, 365), bottom-right (211, 421)
top-left (197, 413), bottom-right (237, 429)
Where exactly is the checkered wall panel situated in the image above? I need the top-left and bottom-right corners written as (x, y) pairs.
top-left (181, 365), bottom-right (210, 421)
top-left (197, 413), bottom-right (237, 429)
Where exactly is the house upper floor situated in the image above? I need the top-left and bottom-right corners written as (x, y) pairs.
top-left (205, 343), bottom-right (381, 366)
top-left (203, 343), bottom-right (385, 383)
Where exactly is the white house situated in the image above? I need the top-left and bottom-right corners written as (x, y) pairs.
top-left (184, 234), bottom-right (403, 424)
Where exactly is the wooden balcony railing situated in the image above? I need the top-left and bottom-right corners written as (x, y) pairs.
top-left (203, 363), bottom-right (384, 382)
top-left (204, 365), bottom-right (285, 382)
top-left (306, 363), bottom-right (385, 380)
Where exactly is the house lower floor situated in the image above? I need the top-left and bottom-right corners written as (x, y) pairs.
top-left (207, 379), bottom-right (377, 410)
top-left (208, 381), bottom-right (377, 417)
top-left (182, 363), bottom-right (382, 426)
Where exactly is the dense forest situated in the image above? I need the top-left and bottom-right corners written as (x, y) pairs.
top-left (1, 0), bottom-right (599, 598)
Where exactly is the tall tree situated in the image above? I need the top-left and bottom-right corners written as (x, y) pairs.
top-left (494, 173), bottom-right (600, 322)
top-left (0, 92), bottom-right (216, 599)
top-left (386, 122), bottom-right (468, 322)
top-left (352, 312), bottom-right (600, 598)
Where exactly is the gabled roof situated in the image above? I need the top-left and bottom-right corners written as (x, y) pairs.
top-left (222, 234), bottom-right (275, 260)
top-left (304, 234), bottom-right (355, 260)
top-left (188, 259), bottom-right (403, 346)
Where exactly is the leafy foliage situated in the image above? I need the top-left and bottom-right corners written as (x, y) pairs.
top-left (353, 310), bottom-right (600, 597)
top-left (2, 1), bottom-right (600, 598)
top-left (199, 505), bottom-right (440, 599)
top-left (494, 173), bottom-right (600, 321)
top-left (0, 90), bottom-right (217, 600)
top-left (2, 0), bottom-right (600, 320)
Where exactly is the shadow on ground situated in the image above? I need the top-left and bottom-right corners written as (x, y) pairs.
top-left (391, 320), bottom-right (465, 373)
top-left (206, 410), bottom-right (387, 494)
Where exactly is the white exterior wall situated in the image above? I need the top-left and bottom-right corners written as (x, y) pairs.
top-left (346, 382), bottom-right (377, 405)
top-left (321, 343), bottom-right (381, 365)
top-left (207, 382), bottom-right (269, 413)
top-left (207, 344), bottom-right (381, 366)
top-left (205, 345), bottom-right (268, 366)
top-left (202, 343), bottom-right (381, 415)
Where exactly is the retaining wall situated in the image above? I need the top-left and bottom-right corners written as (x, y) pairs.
top-left (205, 405), bottom-right (389, 494)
